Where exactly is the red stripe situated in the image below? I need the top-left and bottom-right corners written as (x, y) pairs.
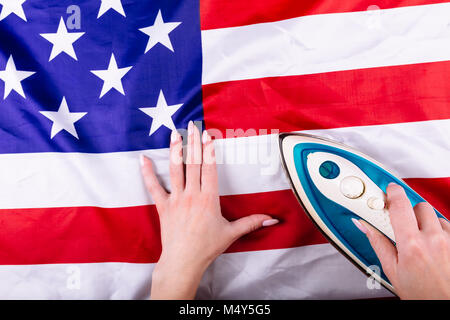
top-left (203, 61), bottom-right (450, 136)
top-left (0, 206), bottom-right (162, 265)
top-left (200, 0), bottom-right (450, 30)
top-left (406, 178), bottom-right (450, 215)
top-left (222, 190), bottom-right (325, 253)
top-left (0, 177), bottom-right (448, 265)
top-left (0, 190), bottom-right (317, 265)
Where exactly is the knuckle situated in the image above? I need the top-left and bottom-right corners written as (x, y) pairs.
top-left (414, 202), bottom-right (433, 212)
top-left (248, 216), bottom-right (262, 231)
top-left (238, 217), bottom-right (260, 235)
top-left (184, 190), bottom-right (194, 199)
top-left (203, 192), bottom-right (216, 203)
top-left (169, 153), bottom-right (183, 166)
top-left (202, 151), bottom-right (215, 165)
top-left (181, 192), bottom-right (194, 204)
top-left (404, 238), bottom-right (424, 257)
top-left (430, 233), bottom-right (448, 250)
top-left (170, 160), bottom-right (182, 171)
top-left (246, 224), bottom-right (257, 233)
top-left (202, 164), bottom-right (212, 175)
top-left (388, 201), bottom-right (409, 213)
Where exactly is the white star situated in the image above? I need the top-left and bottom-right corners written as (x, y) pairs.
top-left (139, 10), bottom-right (181, 53)
top-left (0, 55), bottom-right (35, 99)
top-left (39, 97), bottom-right (87, 139)
top-left (0, 0), bottom-right (27, 22)
top-left (97, 0), bottom-right (125, 19)
top-left (40, 17), bottom-right (85, 61)
top-left (140, 90), bottom-right (183, 136)
top-left (90, 53), bottom-right (132, 98)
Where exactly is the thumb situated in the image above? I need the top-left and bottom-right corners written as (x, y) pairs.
top-left (354, 219), bottom-right (398, 281)
top-left (230, 214), bottom-right (279, 240)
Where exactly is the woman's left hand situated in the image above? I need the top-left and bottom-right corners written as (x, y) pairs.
top-left (142, 121), bottom-right (279, 300)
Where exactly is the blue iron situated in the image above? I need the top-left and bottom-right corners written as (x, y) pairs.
top-left (279, 133), bottom-right (447, 294)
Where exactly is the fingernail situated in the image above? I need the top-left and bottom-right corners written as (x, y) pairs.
top-left (188, 121), bottom-right (194, 136)
top-left (352, 218), bottom-right (368, 234)
top-left (140, 154), bottom-right (145, 167)
top-left (262, 219), bottom-right (279, 227)
top-left (171, 130), bottom-right (180, 143)
top-left (387, 182), bottom-right (397, 187)
top-left (202, 130), bottom-right (210, 144)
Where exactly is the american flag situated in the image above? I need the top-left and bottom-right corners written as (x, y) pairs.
top-left (0, 0), bottom-right (449, 299)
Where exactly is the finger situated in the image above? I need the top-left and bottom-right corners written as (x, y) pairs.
top-left (201, 131), bottom-right (218, 193)
top-left (185, 121), bottom-right (202, 191)
top-left (386, 183), bottom-right (419, 243)
top-left (169, 130), bottom-right (184, 194)
top-left (140, 155), bottom-right (168, 207)
top-left (354, 219), bottom-right (398, 281)
top-left (439, 218), bottom-right (450, 234)
top-left (230, 214), bottom-right (278, 240)
top-left (413, 202), bottom-right (442, 233)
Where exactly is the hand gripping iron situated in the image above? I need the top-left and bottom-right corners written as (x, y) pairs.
top-left (279, 133), bottom-right (447, 294)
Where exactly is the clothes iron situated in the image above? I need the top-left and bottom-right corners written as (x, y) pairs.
top-left (279, 133), bottom-right (447, 294)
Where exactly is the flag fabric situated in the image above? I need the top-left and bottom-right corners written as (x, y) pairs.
top-left (0, 0), bottom-right (449, 299)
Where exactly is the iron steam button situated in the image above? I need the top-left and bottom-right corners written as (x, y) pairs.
top-left (340, 176), bottom-right (365, 199)
top-left (367, 197), bottom-right (385, 210)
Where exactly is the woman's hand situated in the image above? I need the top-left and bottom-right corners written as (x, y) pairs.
top-left (141, 121), bottom-right (279, 300)
top-left (353, 183), bottom-right (450, 299)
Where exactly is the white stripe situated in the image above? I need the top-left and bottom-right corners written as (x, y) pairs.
top-left (215, 119), bottom-right (450, 195)
top-left (0, 119), bottom-right (448, 209)
top-left (201, 3), bottom-right (450, 84)
top-left (0, 244), bottom-right (391, 299)
top-left (0, 262), bottom-right (153, 300)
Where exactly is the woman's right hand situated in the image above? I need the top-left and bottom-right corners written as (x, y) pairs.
top-left (353, 183), bottom-right (450, 300)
